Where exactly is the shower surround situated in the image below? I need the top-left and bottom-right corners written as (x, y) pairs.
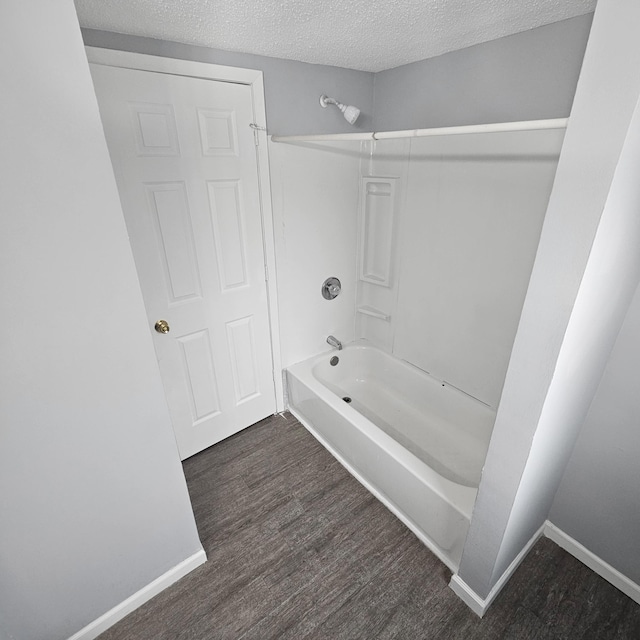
top-left (271, 125), bottom-right (564, 570)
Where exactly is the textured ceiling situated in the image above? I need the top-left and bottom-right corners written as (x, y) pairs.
top-left (74, 0), bottom-right (596, 73)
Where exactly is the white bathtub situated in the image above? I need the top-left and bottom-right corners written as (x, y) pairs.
top-left (286, 341), bottom-right (496, 571)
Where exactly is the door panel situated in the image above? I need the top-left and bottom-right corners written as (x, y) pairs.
top-left (91, 63), bottom-right (276, 459)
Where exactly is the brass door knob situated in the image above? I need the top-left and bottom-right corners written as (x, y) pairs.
top-left (154, 319), bottom-right (170, 334)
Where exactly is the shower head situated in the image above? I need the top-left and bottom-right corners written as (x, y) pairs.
top-left (320, 94), bottom-right (360, 125)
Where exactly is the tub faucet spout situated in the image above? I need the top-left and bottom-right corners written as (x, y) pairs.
top-left (327, 335), bottom-right (342, 350)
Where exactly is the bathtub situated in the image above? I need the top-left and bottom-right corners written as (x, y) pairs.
top-left (286, 341), bottom-right (496, 571)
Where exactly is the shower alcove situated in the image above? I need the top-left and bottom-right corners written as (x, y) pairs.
top-left (269, 119), bottom-right (565, 574)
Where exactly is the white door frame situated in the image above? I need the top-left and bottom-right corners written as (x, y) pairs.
top-left (86, 46), bottom-right (285, 413)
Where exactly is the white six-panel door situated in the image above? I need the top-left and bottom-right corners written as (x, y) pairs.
top-left (90, 63), bottom-right (276, 459)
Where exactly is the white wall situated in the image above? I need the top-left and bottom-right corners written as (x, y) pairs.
top-left (373, 14), bottom-right (592, 131)
top-left (457, 0), bottom-right (640, 600)
top-left (356, 131), bottom-right (562, 408)
top-left (492, 89), bottom-right (640, 585)
top-left (268, 141), bottom-right (361, 367)
top-left (550, 278), bottom-right (640, 585)
top-left (399, 131), bottom-right (561, 407)
top-left (0, 2), bottom-right (203, 638)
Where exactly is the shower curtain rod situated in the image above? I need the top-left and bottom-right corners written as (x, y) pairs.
top-left (269, 118), bottom-right (568, 143)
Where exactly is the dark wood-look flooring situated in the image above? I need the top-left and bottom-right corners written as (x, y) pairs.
top-left (99, 412), bottom-right (640, 639)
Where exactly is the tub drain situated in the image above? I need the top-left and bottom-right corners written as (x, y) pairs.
top-left (342, 396), bottom-right (352, 404)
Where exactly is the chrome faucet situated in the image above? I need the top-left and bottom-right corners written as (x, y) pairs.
top-left (327, 335), bottom-right (342, 350)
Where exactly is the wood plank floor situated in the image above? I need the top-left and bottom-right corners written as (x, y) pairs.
top-left (98, 412), bottom-right (640, 639)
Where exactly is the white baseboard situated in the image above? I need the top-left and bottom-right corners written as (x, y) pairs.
top-left (451, 520), bottom-right (640, 618)
top-left (544, 521), bottom-right (640, 606)
top-left (68, 548), bottom-right (207, 640)
top-left (448, 574), bottom-right (488, 618)
top-left (449, 522), bottom-right (545, 617)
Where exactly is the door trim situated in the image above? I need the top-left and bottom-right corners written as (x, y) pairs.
top-left (86, 46), bottom-right (284, 412)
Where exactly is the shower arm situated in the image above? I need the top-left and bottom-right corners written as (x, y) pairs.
top-left (320, 96), bottom-right (341, 108)
top-left (320, 94), bottom-right (361, 125)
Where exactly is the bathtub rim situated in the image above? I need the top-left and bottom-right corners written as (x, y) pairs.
top-left (310, 340), bottom-right (497, 419)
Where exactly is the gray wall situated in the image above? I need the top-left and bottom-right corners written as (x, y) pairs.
top-left (0, 2), bottom-right (203, 638)
top-left (82, 29), bottom-right (375, 136)
top-left (83, 15), bottom-right (594, 137)
top-left (458, 0), bottom-right (640, 600)
top-left (550, 277), bottom-right (640, 585)
top-left (373, 14), bottom-right (593, 131)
